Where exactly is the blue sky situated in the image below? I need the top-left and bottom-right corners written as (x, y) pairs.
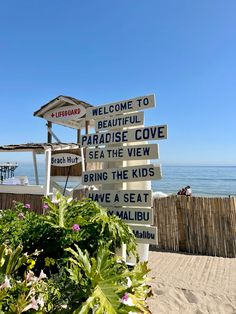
top-left (0, 0), bottom-right (235, 165)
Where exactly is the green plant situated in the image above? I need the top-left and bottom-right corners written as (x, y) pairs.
top-left (65, 243), bottom-right (151, 313)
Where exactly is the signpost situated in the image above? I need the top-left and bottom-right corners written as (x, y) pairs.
top-left (86, 144), bottom-right (159, 162)
top-left (84, 93), bottom-right (167, 249)
top-left (82, 164), bottom-right (161, 185)
top-left (86, 94), bottom-right (155, 119)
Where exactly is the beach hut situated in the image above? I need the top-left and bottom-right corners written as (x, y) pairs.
top-left (0, 95), bottom-right (95, 212)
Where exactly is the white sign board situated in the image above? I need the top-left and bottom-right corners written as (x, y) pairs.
top-left (86, 144), bottom-right (159, 162)
top-left (44, 105), bottom-right (86, 121)
top-left (130, 225), bottom-right (158, 244)
top-left (86, 94), bottom-right (155, 119)
top-left (80, 125), bottom-right (167, 147)
top-left (82, 164), bottom-right (161, 185)
top-left (51, 153), bottom-right (82, 167)
top-left (107, 207), bottom-right (153, 225)
top-left (87, 190), bottom-right (152, 207)
top-left (95, 112), bottom-right (144, 131)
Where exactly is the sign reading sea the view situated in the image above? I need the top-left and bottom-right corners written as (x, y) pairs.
top-left (83, 94), bottom-right (168, 245)
top-left (86, 144), bottom-right (159, 162)
top-left (44, 104), bottom-right (86, 122)
top-left (51, 153), bottom-right (82, 167)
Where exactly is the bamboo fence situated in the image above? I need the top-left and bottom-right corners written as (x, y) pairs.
top-left (153, 195), bottom-right (236, 258)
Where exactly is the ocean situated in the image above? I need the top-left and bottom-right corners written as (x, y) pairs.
top-left (13, 162), bottom-right (236, 197)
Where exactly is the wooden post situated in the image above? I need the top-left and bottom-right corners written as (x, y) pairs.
top-left (44, 148), bottom-right (51, 196)
top-left (47, 121), bottom-right (52, 143)
top-left (32, 151), bottom-right (39, 185)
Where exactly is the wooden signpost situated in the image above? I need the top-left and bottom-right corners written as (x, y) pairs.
top-left (84, 94), bottom-right (167, 246)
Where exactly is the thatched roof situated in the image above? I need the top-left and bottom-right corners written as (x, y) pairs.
top-left (0, 143), bottom-right (80, 153)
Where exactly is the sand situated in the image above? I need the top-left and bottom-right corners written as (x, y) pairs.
top-left (147, 251), bottom-right (236, 314)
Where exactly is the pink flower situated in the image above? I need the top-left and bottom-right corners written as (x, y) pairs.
top-left (72, 224), bottom-right (80, 232)
top-left (22, 297), bottom-right (39, 312)
top-left (122, 292), bottom-right (129, 302)
top-left (18, 212), bottom-right (25, 219)
top-left (24, 203), bottom-right (31, 209)
top-left (121, 293), bottom-right (133, 306)
top-left (43, 204), bottom-right (49, 210)
top-left (0, 276), bottom-right (11, 289)
top-left (38, 270), bottom-right (47, 280)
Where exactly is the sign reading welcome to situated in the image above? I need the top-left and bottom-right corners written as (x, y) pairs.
top-left (86, 94), bottom-right (155, 119)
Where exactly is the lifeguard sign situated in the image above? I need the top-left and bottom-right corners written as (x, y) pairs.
top-left (34, 95), bottom-right (94, 196)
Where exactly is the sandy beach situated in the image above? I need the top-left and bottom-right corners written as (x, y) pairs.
top-left (147, 251), bottom-right (236, 314)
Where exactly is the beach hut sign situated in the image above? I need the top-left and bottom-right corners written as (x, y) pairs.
top-left (86, 144), bottom-right (159, 162)
top-left (86, 94), bottom-right (155, 119)
top-left (51, 153), bottom-right (82, 167)
top-left (44, 104), bottom-right (87, 122)
top-left (82, 164), bottom-right (161, 185)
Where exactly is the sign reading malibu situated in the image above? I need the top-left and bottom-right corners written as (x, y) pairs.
top-left (82, 94), bottom-right (168, 257)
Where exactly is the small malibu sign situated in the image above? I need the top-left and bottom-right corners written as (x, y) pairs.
top-left (51, 153), bottom-right (82, 167)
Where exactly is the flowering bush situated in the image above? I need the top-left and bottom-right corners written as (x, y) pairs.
top-left (0, 194), bottom-right (152, 313)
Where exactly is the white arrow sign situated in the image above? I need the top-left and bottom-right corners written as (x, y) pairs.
top-left (86, 144), bottom-right (159, 162)
top-left (87, 190), bottom-right (152, 207)
top-left (82, 164), bottom-right (161, 185)
top-left (80, 125), bottom-right (167, 147)
top-left (107, 207), bottom-right (153, 225)
top-left (95, 112), bottom-right (144, 131)
top-left (86, 94), bottom-right (155, 119)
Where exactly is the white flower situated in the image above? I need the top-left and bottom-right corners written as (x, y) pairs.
top-left (120, 293), bottom-right (134, 306)
top-left (38, 270), bottom-right (47, 280)
top-left (22, 297), bottom-right (39, 312)
top-left (37, 295), bottom-right (45, 308)
top-left (126, 276), bottom-right (132, 288)
top-left (26, 270), bottom-right (37, 282)
top-left (0, 276), bottom-right (11, 289)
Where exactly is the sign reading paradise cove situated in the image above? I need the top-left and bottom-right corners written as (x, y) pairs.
top-left (82, 94), bottom-right (168, 245)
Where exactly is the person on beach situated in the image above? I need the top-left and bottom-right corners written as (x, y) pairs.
top-left (185, 185), bottom-right (192, 196)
